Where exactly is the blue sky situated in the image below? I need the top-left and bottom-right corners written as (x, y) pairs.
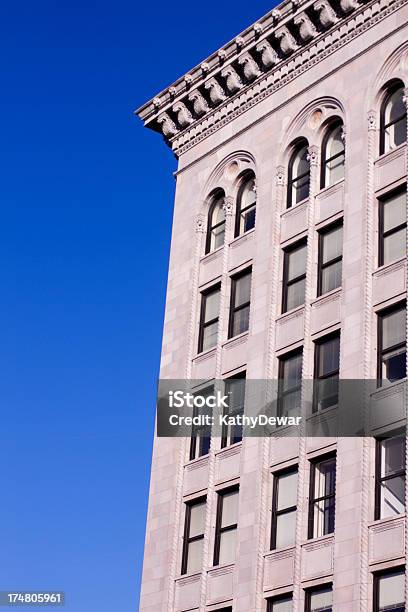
top-left (0, 1), bottom-right (274, 610)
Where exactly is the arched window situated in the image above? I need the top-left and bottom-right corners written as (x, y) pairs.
top-left (206, 192), bottom-right (225, 254)
top-left (380, 83), bottom-right (407, 154)
top-left (321, 120), bottom-right (345, 188)
top-left (235, 174), bottom-right (256, 237)
top-left (287, 141), bottom-right (310, 208)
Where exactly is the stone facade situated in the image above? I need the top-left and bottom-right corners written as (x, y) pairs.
top-left (136, 0), bottom-right (408, 609)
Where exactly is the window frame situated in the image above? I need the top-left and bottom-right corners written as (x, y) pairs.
top-left (378, 186), bottom-right (407, 268)
top-left (213, 486), bottom-right (239, 567)
top-left (320, 120), bottom-right (345, 189)
top-left (181, 496), bottom-right (206, 576)
top-left (308, 453), bottom-right (336, 540)
top-left (380, 82), bottom-right (407, 156)
top-left (205, 193), bottom-right (225, 255)
top-left (189, 386), bottom-right (213, 461)
top-left (234, 173), bottom-right (257, 238)
top-left (374, 435), bottom-right (406, 520)
top-left (317, 221), bottom-right (343, 297)
top-left (277, 348), bottom-right (303, 418)
top-left (271, 466), bottom-right (298, 550)
top-left (198, 283), bottom-right (221, 354)
top-left (373, 566), bottom-right (405, 612)
top-left (312, 331), bottom-right (340, 413)
top-left (267, 593), bottom-right (293, 612)
top-left (282, 240), bottom-right (307, 314)
top-left (228, 267), bottom-right (252, 339)
top-left (287, 140), bottom-right (310, 209)
top-left (221, 372), bottom-right (246, 449)
top-left (377, 301), bottom-right (407, 386)
top-left (304, 584), bottom-right (333, 612)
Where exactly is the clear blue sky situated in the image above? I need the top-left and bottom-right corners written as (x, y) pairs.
top-left (0, 1), bottom-right (273, 610)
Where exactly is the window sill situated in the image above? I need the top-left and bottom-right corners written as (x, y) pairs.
top-left (193, 346), bottom-right (217, 361)
top-left (265, 544), bottom-right (296, 557)
top-left (302, 532), bottom-right (334, 547)
top-left (229, 228), bottom-right (255, 248)
top-left (185, 453), bottom-right (210, 468)
top-left (276, 304), bottom-right (305, 321)
top-left (175, 570), bottom-right (202, 582)
top-left (215, 441), bottom-right (242, 457)
top-left (281, 198), bottom-right (308, 217)
top-left (315, 178), bottom-right (345, 199)
top-left (222, 330), bottom-right (249, 348)
top-left (374, 377), bottom-right (407, 392)
top-left (311, 286), bottom-right (342, 306)
top-left (373, 256), bottom-right (406, 277)
top-left (200, 245), bottom-right (223, 264)
top-left (368, 514), bottom-right (406, 529)
top-left (375, 142), bottom-right (406, 166)
top-left (208, 562), bottom-right (235, 574)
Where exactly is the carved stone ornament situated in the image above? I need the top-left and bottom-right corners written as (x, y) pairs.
top-left (172, 101), bottom-right (193, 128)
top-left (218, 49), bottom-right (227, 62)
top-left (196, 213), bottom-right (206, 233)
top-left (340, 0), bottom-right (359, 12)
top-left (403, 87), bottom-right (408, 108)
top-left (314, 0), bottom-right (338, 27)
top-left (256, 40), bottom-right (278, 68)
top-left (201, 62), bottom-right (210, 73)
top-left (157, 113), bottom-right (178, 138)
top-left (275, 26), bottom-right (298, 55)
top-left (272, 8), bottom-right (281, 20)
top-left (307, 146), bottom-right (319, 166)
top-left (204, 78), bottom-right (227, 105)
top-left (188, 90), bottom-right (210, 117)
top-left (238, 52), bottom-right (261, 81)
top-left (168, 86), bottom-right (177, 98)
top-left (153, 97), bottom-right (162, 108)
top-left (292, 0), bottom-right (301, 9)
top-left (236, 36), bottom-right (245, 48)
top-left (223, 196), bottom-right (234, 215)
top-left (184, 74), bottom-right (193, 86)
top-left (294, 12), bottom-right (317, 41)
top-left (341, 127), bottom-right (346, 144)
top-left (276, 166), bottom-right (285, 185)
top-left (367, 111), bottom-right (376, 131)
top-left (253, 23), bottom-right (263, 36)
top-left (221, 65), bottom-right (243, 93)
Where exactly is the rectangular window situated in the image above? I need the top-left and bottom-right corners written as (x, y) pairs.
top-left (278, 350), bottom-right (303, 417)
top-left (308, 454), bottom-right (336, 539)
top-left (198, 284), bottom-right (221, 353)
top-left (282, 242), bottom-right (307, 313)
top-left (214, 488), bottom-right (239, 566)
top-left (379, 188), bottom-right (406, 266)
top-left (305, 585), bottom-right (333, 612)
top-left (267, 594), bottom-right (293, 612)
top-left (221, 373), bottom-right (246, 448)
top-left (375, 436), bottom-right (406, 519)
top-left (271, 467), bottom-right (298, 550)
top-left (228, 268), bottom-right (252, 338)
top-left (181, 498), bottom-right (206, 575)
top-left (378, 303), bottom-right (406, 385)
top-left (318, 223), bottom-right (343, 296)
top-left (374, 568), bottom-right (405, 612)
top-left (313, 333), bottom-right (340, 412)
top-left (189, 386), bottom-right (213, 461)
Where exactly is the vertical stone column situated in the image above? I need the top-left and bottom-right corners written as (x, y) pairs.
top-left (403, 87), bottom-right (408, 611)
top-left (358, 109), bottom-right (377, 612)
top-left (293, 145), bottom-right (319, 612)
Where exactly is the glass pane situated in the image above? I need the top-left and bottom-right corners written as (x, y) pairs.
top-left (380, 437), bottom-right (406, 477)
top-left (292, 174), bottom-right (310, 204)
top-left (279, 388), bottom-right (301, 417)
top-left (186, 538), bottom-right (203, 574)
top-left (322, 226), bottom-right (343, 264)
top-left (226, 377), bottom-right (246, 412)
top-left (378, 569), bottom-right (405, 609)
top-left (292, 145), bottom-right (309, 179)
top-left (235, 273), bottom-right (251, 307)
top-left (380, 475), bottom-right (405, 518)
top-left (221, 491), bottom-right (239, 528)
top-left (381, 307), bottom-right (406, 350)
top-left (314, 375), bottom-right (339, 412)
top-left (270, 596), bottom-right (293, 612)
top-left (315, 458), bottom-right (336, 498)
top-left (211, 224), bottom-right (225, 251)
top-left (321, 260), bottom-right (342, 294)
top-left (282, 353), bottom-right (303, 390)
top-left (326, 152), bottom-right (345, 185)
top-left (387, 115), bottom-right (407, 149)
top-left (277, 471), bottom-right (298, 510)
top-left (313, 498), bottom-right (335, 537)
top-left (287, 244), bottom-right (307, 281)
top-left (276, 511), bottom-right (296, 548)
top-left (310, 586), bottom-right (333, 612)
top-left (232, 304), bottom-right (250, 336)
top-left (318, 336), bottom-right (340, 376)
top-left (383, 228), bottom-right (405, 265)
top-left (189, 502), bottom-right (206, 538)
top-left (198, 433), bottom-right (211, 457)
top-left (240, 178), bottom-right (256, 208)
top-left (327, 125), bottom-right (344, 158)
top-left (219, 528), bottom-right (236, 565)
top-left (204, 289), bottom-right (220, 323)
top-left (242, 206), bottom-right (256, 233)
top-left (382, 348), bottom-right (406, 383)
top-left (213, 200), bottom-right (225, 225)
top-left (383, 191), bottom-right (405, 232)
top-left (286, 278), bottom-right (306, 311)
top-left (227, 419), bottom-right (243, 445)
top-left (384, 87), bottom-right (406, 151)
top-left (202, 321), bottom-right (218, 351)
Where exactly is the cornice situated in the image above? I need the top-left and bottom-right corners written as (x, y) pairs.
top-left (135, 0), bottom-right (407, 157)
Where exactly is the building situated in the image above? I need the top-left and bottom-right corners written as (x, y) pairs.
top-left (135, 0), bottom-right (408, 608)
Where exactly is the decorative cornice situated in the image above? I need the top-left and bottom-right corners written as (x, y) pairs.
top-left (136, 0), bottom-right (405, 156)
